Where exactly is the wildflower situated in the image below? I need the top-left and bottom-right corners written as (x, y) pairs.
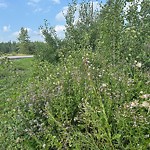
top-left (140, 94), bottom-right (150, 99)
top-left (145, 134), bottom-right (149, 138)
top-left (136, 62), bottom-right (142, 68)
top-left (133, 121), bottom-right (137, 127)
top-left (87, 72), bottom-right (90, 76)
top-left (134, 60), bottom-right (137, 63)
top-left (43, 144), bottom-right (46, 148)
top-left (101, 83), bottom-right (107, 88)
top-left (140, 91), bottom-right (144, 94)
top-left (98, 74), bottom-right (102, 77)
top-left (130, 100), bottom-right (139, 108)
top-left (16, 137), bottom-right (21, 143)
top-left (141, 101), bottom-right (150, 108)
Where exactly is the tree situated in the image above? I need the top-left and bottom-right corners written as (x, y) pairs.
top-left (64, 0), bottom-right (100, 51)
top-left (17, 27), bottom-right (33, 54)
top-left (36, 20), bottom-right (60, 63)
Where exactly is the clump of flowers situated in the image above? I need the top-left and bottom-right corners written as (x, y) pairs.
top-left (140, 94), bottom-right (150, 99)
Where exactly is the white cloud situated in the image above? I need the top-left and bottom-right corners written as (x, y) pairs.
top-left (55, 25), bottom-right (65, 32)
top-left (3, 25), bottom-right (10, 32)
top-left (52, 0), bottom-right (60, 4)
top-left (55, 25), bottom-right (65, 38)
top-left (55, 6), bottom-right (68, 21)
top-left (0, 2), bottom-right (7, 8)
top-left (27, 0), bottom-right (41, 6)
top-left (34, 7), bottom-right (42, 12)
top-left (27, 2), bottom-right (36, 6)
top-left (27, 0), bottom-right (50, 13)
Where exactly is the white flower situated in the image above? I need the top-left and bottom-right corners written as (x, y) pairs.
top-left (130, 100), bottom-right (139, 108)
top-left (141, 101), bottom-right (150, 108)
top-left (98, 74), bottom-right (102, 77)
top-left (16, 137), bottom-right (20, 143)
top-left (87, 72), bottom-right (90, 76)
top-left (136, 62), bottom-right (142, 68)
top-left (43, 144), bottom-right (46, 148)
top-left (103, 84), bottom-right (107, 87)
top-left (139, 91), bottom-right (144, 94)
top-left (140, 94), bottom-right (150, 99)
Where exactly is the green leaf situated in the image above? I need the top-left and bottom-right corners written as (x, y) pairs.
top-left (126, 0), bottom-right (134, 2)
top-left (112, 134), bottom-right (121, 140)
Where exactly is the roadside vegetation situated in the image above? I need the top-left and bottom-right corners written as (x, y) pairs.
top-left (0, 0), bottom-right (149, 149)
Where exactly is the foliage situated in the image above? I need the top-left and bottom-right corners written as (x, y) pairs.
top-left (64, 0), bottom-right (100, 51)
top-left (0, 0), bottom-right (150, 149)
top-left (17, 27), bottom-right (35, 54)
top-left (0, 41), bottom-right (18, 54)
top-left (0, 58), bottom-right (34, 149)
top-left (35, 20), bottom-right (60, 63)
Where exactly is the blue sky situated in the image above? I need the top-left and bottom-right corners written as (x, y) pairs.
top-left (0, 0), bottom-right (105, 42)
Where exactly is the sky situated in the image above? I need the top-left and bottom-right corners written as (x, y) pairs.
top-left (0, 0), bottom-right (106, 42)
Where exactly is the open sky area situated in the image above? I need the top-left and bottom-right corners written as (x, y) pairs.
top-left (0, 0), bottom-right (106, 42)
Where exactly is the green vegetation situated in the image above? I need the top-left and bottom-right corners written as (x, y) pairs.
top-left (17, 27), bottom-right (35, 54)
top-left (0, 41), bottom-right (18, 54)
top-left (0, 58), bottom-right (33, 95)
top-left (0, 0), bottom-right (149, 149)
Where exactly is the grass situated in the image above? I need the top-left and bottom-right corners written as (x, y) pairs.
top-left (0, 58), bottom-right (35, 149)
top-left (0, 58), bottom-right (34, 98)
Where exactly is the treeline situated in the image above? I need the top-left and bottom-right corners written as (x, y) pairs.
top-left (0, 27), bottom-right (39, 55)
top-left (0, 41), bottom-right (18, 54)
top-left (0, 41), bottom-right (37, 55)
